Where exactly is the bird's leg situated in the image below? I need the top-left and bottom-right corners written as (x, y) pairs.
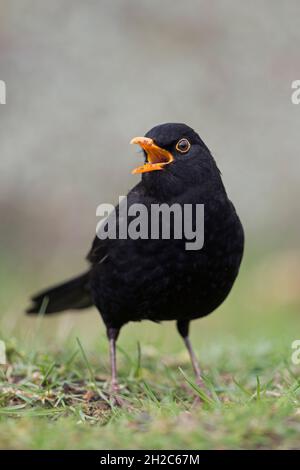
top-left (106, 327), bottom-right (120, 393)
top-left (106, 327), bottom-right (132, 409)
top-left (177, 320), bottom-right (204, 388)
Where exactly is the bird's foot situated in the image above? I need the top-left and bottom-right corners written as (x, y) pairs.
top-left (191, 376), bottom-right (211, 407)
top-left (182, 374), bottom-right (207, 407)
top-left (109, 382), bottom-right (131, 409)
top-left (195, 375), bottom-right (206, 390)
top-left (109, 382), bottom-right (124, 406)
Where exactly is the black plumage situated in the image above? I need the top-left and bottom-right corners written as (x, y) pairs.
top-left (27, 123), bottom-right (244, 392)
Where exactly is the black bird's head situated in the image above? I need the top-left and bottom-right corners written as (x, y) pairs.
top-left (130, 123), bottom-right (223, 198)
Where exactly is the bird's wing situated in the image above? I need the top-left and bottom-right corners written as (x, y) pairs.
top-left (86, 206), bottom-right (119, 264)
top-left (86, 182), bottom-right (146, 265)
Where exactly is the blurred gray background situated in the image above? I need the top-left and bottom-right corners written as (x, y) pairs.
top-left (0, 1), bottom-right (300, 315)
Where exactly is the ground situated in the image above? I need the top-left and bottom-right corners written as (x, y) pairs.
top-left (0, 253), bottom-right (300, 449)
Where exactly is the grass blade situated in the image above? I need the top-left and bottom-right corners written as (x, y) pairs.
top-left (179, 368), bottom-right (215, 407)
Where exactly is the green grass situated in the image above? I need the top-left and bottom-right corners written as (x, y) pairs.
top-left (0, 253), bottom-right (300, 449)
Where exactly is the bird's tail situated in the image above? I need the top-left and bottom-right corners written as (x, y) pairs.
top-left (26, 270), bottom-right (93, 314)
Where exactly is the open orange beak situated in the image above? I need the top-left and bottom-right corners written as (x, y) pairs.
top-left (130, 137), bottom-right (174, 174)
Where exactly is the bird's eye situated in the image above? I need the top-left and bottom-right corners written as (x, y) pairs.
top-left (176, 138), bottom-right (191, 154)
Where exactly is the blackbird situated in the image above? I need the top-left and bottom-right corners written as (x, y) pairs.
top-left (27, 123), bottom-right (244, 392)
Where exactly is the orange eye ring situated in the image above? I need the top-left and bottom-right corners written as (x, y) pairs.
top-left (176, 138), bottom-right (191, 154)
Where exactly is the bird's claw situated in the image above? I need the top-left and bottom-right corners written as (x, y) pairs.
top-left (108, 383), bottom-right (132, 409)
